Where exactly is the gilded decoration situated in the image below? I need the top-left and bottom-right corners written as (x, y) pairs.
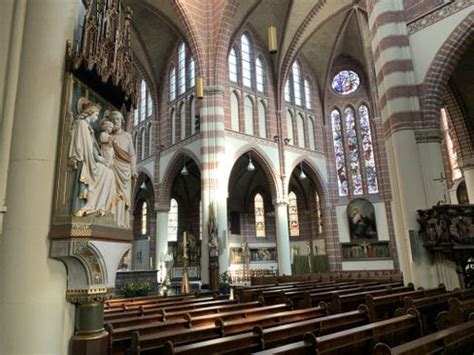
top-left (66, 0), bottom-right (137, 107)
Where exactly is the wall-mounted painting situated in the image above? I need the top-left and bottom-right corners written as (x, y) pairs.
top-left (347, 198), bottom-right (377, 240)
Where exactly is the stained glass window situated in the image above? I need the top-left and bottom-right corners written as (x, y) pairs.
top-left (141, 201), bottom-right (147, 235)
top-left (229, 48), bottom-right (238, 83)
top-left (359, 105), bottom-right (379, 193)
top-left (331, 109), bottom-right (348, 196)
top-left (178, 43), bottom-right (186, 95)
top-left (241, 34), bottom-right (252, 88)
top-left (189, 57), bottom-right (195, 88)
top-left (304, 79), bottom-right (312, 110)
top-left (332, 70), bottom-right (360, 95)
top-left (170, 67), bottom-right (176, 101)
top-left (292, 61), bottom-right (302, 106)
top-left (147, 91), bottom-right (153, 118)
top-left (288, 192), bottom-right (299, 237)
top-left (168, 199), bottom-right (178, 242)
top-left (256, 57), bottom-right (265, 92)
top-left (345, 107), bottom-right (363, 195)
top-left (254, 193), bottom-right (265, 237)
top-left (441, 108), bottom-right (462, 181)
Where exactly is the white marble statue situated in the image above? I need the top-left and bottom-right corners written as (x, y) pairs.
top-left (68, 98), bottom-right (117, 217)
top-left (109, 111), bottom-right (137, 228)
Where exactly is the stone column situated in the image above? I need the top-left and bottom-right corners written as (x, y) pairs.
top-left (155, 208), bottom-right (169, 283)
top-left (199, 86), bottom-right (227, 286)
top-left (0, 0), bottom-right (26, 238)
top-left (367, 0), bottom-right (459, 289)
top-left (274, 200), bottom-right (292, 275)
top-left (0, 0), bottom-right (78, 353)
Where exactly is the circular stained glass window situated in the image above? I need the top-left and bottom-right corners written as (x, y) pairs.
top-left (331, 70), bottom-right (360, 95)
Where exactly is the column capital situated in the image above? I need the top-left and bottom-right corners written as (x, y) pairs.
top-left (415, 128), bottom-right (442, 144)
top-left (155, 203), bottom-right (170, 212)
top-left (273, 198), bottom-right (288, 206)
top-left (204, 85), bottom-right (225, 95)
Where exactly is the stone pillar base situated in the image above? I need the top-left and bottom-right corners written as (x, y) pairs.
top-left (71, 330), bottom-right (109, 355)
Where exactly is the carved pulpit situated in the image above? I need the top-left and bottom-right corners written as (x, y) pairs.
top-left (48, 1), bottom-right (138, 354)
top-left (418, 204), bottom-right (474, 288)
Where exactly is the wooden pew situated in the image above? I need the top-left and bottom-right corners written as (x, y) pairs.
top-left (105, 294), bottom-right (198, 311)
top-left (104, 298), bottom-right (233, 321)
top-left (437, 297), bottom-right (474, 329)
top-left (130, 306), bottom-right (327, 355)
top-left (277, 282), bottom-right (385, 308)
top-left (253, 309), bottom-right (422, 355)
top-left (254, 305), bottom-right (370, 350)
top-left (394, 287), bottom-right (474, 334)
top-left (108, 303), bottom-right (288, 354)
top-left (217, 306), bottom-right (328, 336)
top-left (304, 283), bottom-right (409, 309)
top-left (366, 284), bottom-right (447, 321)
top-left (106, 300), bottom-right (261, 329)
top-left (373, 318), bottom-right (474, 354)
top-left (329, 285), bottom-right (416, 314)
top-left (235, 281), bottom-right (325, 302)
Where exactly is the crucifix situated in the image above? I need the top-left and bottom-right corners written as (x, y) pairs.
top-left (433, 172), bottom-right (448, 204)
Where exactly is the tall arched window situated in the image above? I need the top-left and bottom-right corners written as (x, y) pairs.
top-left (169, 67), bottom-right (176, 101)
top-left (229, 48), bottom-right (238, 83)
top-left (331, 109), bottom-right (348, 196)
top-left (140, 80), bottom-right (147, 122)
top-left (292, 61), bottom-right (302, 106)
top-left (297, 113), bottom-right (305, 148)
top-left (307, 117), bottom-right (315, 150)
top-left (231, 92), bottom-right (240, 131)
top-left (286, 110), bottom-right (294, 144)
top-left (244, 96), bottom-right (254, 135)
top-left (180, 102), bottom-right (186, 140)
top-left (441, 107), bottom-right (462, 182)
top-left (285, 59), bottom-right (316, 150)
top-left (188, 57), bottom-right (195, 88)
top-left (258, 101), bottom-right (266, 139)
top-left (345, 107), bottom-right (363, 195)
top-left (254, 193), bottom-right (265, 237)
top-left (331, 104), bottom-right (379, 196)
top-left (241, 34), bottom-right (253, 88)
top-left (170, 109), bottom-right (176, 144)
top-left (141, 201), bottom-right (148, 235)
top-left (167, 199), bottom-right (178, 242)
top-left (304, 79), bottom-right (312, 110)
top-left (256, 57), bottom-right (265, 93)
top-left (288, 192), bottom-right (299, 237)
top-left (178, 42), bottom-right (186, 95)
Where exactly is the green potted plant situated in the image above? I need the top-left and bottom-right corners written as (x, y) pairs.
top-left (219, 271), bottom-right (230, 295)
top-left (121, 281), bottom-right (151, 297)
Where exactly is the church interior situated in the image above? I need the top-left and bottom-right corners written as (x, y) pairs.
top-left (0, 0), bottom-right (473, 354)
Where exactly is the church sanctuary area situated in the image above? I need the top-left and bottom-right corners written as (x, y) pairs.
top-left (1, 0), bottom-right (473, 354)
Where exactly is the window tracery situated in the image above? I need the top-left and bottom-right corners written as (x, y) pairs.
top-left (254, 193), bottom-right (265, 237)
top-left (288, 192), bottom-right (299, 237)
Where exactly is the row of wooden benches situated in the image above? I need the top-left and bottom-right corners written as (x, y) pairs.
top-left (108, 285), bottom-right (474, 354)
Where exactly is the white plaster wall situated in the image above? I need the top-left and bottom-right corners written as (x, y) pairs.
top-left (409, 7), bottom-right (472, 84)
top-left (284, 149), bottom-right (328, 184)
top-left (139, 160), bottom-right (155, 179)
top-left (92, 241), bottom-right (132, 288)
top-left (342, 260), bottom-right (394, 271)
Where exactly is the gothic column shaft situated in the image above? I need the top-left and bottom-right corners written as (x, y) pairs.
top-left (155, 209), bottom-right (169, 282)
top-left (275, 202), bottom-right (291, 275)
top-left (367, 0), bottom-right (458, 288)
top-left (0, 0), bottom-right (78, 353)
